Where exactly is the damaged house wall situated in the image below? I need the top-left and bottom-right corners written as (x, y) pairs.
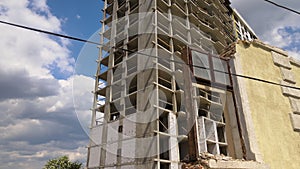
top-left (233, 40), bottom-right (300, 169)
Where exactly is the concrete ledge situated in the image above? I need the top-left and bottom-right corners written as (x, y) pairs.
top-left (281, 81), bottom-right (300, 99)
top-left (208, 160), bottom-right (270, 169)
top-left (252, 40), bottom-right (288, 56)
top-left (290, 113), bottom-right (300, 132)
top-left (272, 51), bottom-right (291, 69)
top-left (289, 98), bottom-right (300, 115)
top-left (290, 57), bottom-right (300, 67)
top-left (280, 67), bottom-right (296, 84)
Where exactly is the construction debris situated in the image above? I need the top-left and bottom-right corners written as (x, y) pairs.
top-left (181, 152), bottom-right (246, 169)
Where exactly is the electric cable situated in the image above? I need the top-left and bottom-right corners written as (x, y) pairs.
top-left (1, 19), bottom-right (300, 91)
top-left (0, 20), bottom-right (101, 45)
top-left (263, 0), bottom-right (300, 15)
top-left (118, 47), bottom-right (300, 91)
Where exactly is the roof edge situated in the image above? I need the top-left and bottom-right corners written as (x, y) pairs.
top-left (237, 40), bottom-right (300, 66)
top-left (238, 39), bottom-right (288, 56)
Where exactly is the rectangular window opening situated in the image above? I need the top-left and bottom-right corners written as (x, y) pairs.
top-left (159, 112), bottom-right (169, 132)
top-left (113, 67), bottom-right (123, 82)
top-left (196, 88), bottom-right (230, 156)
top-left (110, 101), bottom-right (122, 121)
top-left (118, 125), bottom-right (123, 133)
top-left (125, 92), bottom-right (137, 116)
top-left (159, 136), bottom-right (170, 160)
top-left (160, 162), bottom-right (170, 169)
top-left (217, 125), bottom-right (226, 143)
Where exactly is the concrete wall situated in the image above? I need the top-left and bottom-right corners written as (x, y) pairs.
top-left (235, 41), bottom-right (300, 169)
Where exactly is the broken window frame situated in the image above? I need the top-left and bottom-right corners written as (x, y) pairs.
top-left (185, 47), bottom-right (233, 89)
top-left (180, 46), bottom-right (246, 159)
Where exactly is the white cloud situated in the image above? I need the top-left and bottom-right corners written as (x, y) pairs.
top-left (0, 0), bottom-right (61, 32)
top-left (30, 0), bottom-right (48, 12)
top-left (0, 0), bottom-right (74, 78)
top-left (288, 50), bottom-right (300, 61)
top-left (0, 75), bottom-right (94, 169)
top-left (0, 25), bottom-right (74, 77)
top-left (8, 0), bottom-right (300, 168)
top-left (76, 14), bottom-right (81, 19)
top-left (73, 75), bottom-right (95, 132)
top-left (0, 0), bottom-right (95, 169)
top-left (231, 0), bottom-right (300, 59)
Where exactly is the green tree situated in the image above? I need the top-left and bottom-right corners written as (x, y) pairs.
top-left (43, 156), bottom-right (82, 169)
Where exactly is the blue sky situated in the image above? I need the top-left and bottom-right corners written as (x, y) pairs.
top-left (231, 0), bottom-right (300, 59)
top-left (0, 0), bottom-right (299, 169)
top-left (47, 0), bottom-right (103, 79)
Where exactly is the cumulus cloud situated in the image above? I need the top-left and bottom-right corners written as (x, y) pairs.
top-left (5, 0), bottom-right (300, 169)
top-left (0, 68), bottom-right (60, 100)
top-left (0, 0), bottom-right (61, 32)
top-left (231, 0), bottom-right (300, 58)
top-left (0, 0), bottom-right (74, 78)
top-left (0, 0), bottom-right (95, 169)
top-left (0, 75), bottom-right (94, 169)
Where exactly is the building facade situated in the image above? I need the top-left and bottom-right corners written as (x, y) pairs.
top-left (87, 0), bottom-right (239, 168)
top-left (86, 0), bottom-right (299, 169)
top-left (181, 40), bottom-right (300, 169)
top-left (232, 40), bottom-right (300, 169)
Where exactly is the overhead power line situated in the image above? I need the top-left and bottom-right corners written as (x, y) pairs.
top-left (0, 20), bottom-right (101, 45)
top-left (263, 0), bottom-right (300, 15)
top-left (1, 19), bottom-right (300, 91)
top-left (118, 47), bottom-right (300, 91)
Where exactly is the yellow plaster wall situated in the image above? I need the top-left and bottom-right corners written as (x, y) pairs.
top-left (236, 43), bottom-right (300, 169)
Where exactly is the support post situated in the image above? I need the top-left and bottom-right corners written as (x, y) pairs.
top-left (181, 46), bottom-right (198, 161)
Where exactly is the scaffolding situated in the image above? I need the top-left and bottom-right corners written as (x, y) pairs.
top-left (87, 0), bottom-right (240, 169)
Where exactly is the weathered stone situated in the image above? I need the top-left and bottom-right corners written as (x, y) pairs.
top-left (291, 113), bottom-right (300, 132)
top-left (208, 159), bottom-right (270, 169)
top-left (289, 98), bottom-right (300, 114)
top-left (215, 155), bottom-right (223, 161)
top-left (272, 51), bottom-right (291, 69)
top-left (182, 163), bottom-right (205, 169)
top-left (183, 153), bottom-right (270, 169)
top-left (281, 81), bottom-right (300, 99)
top-left (200, 159), bottom-right (209, 166)
top-left (280, 67), bottom-right (296, 84)
top-left (222, 156), bottom-right (233, 161)
top-left (290, 57), bottom-right (300, 67)
top-left (200, 152), bottom-right (214, 159)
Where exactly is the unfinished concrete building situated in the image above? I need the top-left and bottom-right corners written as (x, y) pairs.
top-left (86, 0), bottom-right (269, 169)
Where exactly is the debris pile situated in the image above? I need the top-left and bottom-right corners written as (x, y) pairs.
top-left (181, 152), bottom-right (237, 169)
top-left (181, 163), bottom-right (206, 169)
